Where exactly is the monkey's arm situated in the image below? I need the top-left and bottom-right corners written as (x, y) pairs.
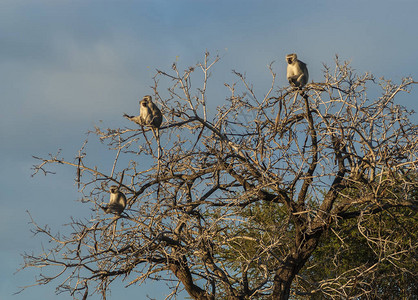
top-left (123, 114), bottom-right (142, 125)
top-left (297, 73), bottom-right (307, 82)
top-left (288, 75), bottom-right (299, 81)
top-left (101, 203), bottom-right (124, 215)
top-left (288, 76), bottom-right (299, 86)
top-left (100, 205), bottom-right (109, 213)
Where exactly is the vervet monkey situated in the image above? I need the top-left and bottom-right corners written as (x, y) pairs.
top-left (286, 53), bottom-right (309, 88)
top-left (124, 95), bottom-right (163, 193)
top-left (140, 95), bottom-right (162, 128)
top-left (124, 95), bottom-right (163, 129)
top-left (123, 95), bottom-right (163, 128)
top-left (101, 185), bottom-right (126, 215)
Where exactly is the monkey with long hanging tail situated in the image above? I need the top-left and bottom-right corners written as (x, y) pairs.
top-left (124, 95), bottom-right (163, 196)
top-left (275, 54), bottom-right (309, 131)
top-left (286, 53), bottom-right (309, 109)
top-left (139, 95), bottom-right (163, 189)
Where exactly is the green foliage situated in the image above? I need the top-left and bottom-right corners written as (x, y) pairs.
top-left (218, 194), bottom-right (418, 298)
top-left (298, 206), bottom-right (418, 299)
top-left (215, 201), bottom-right (292, 295)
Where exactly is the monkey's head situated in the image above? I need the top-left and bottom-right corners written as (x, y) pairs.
top-left (140, 95), bottom-right (152, 107)
top-left (286, 53), bottom-right (297, 64)
top-left (109, 185), bottom-right (119, 194)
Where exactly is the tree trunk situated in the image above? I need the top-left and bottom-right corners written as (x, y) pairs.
top-left (272, 230), bottom-right (322, 299)
top-left (169, 259), bottom-right (214, 300)
top-left (271, 255), bottom-right (305, 299)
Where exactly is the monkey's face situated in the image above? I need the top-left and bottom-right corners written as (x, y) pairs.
top-left (286, 54), bottom-right (296, 65)
top-left (141, 95), bottom-right (152, 107)
top-left (143, 95), bottom-right (152, 102)
top-left (109, 186), bottom-right (119, 194)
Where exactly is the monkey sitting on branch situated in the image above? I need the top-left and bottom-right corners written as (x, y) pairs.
top-left (275, 54), bottom-right (310, 130)
top-left (286, 53), bottom-right (309, 88)
top-left (101, 185), bottom-right (127, 216)
top-left (124, 95), bottom-right (163, 182)
top-left (124, 95), bottom-right (162, 135)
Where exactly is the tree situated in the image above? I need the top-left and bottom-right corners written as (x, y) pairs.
top-left (19, 53), bottom-right (417, 299)
top-left (232, 175), bottom-right (417, 299)
top-left (301, 205), bottom-right (417, 299)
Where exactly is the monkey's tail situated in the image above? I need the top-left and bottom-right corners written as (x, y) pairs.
top-left (151, 127), bottom-right (162, 201)
top-left (156, 128), bottom-right (161, 200)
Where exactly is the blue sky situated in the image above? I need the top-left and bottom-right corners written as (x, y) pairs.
top-left (1, 0), bottom-right (417, 299)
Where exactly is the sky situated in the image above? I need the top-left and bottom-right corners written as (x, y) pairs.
top-left (1, 0), bottom-right (417, 299)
